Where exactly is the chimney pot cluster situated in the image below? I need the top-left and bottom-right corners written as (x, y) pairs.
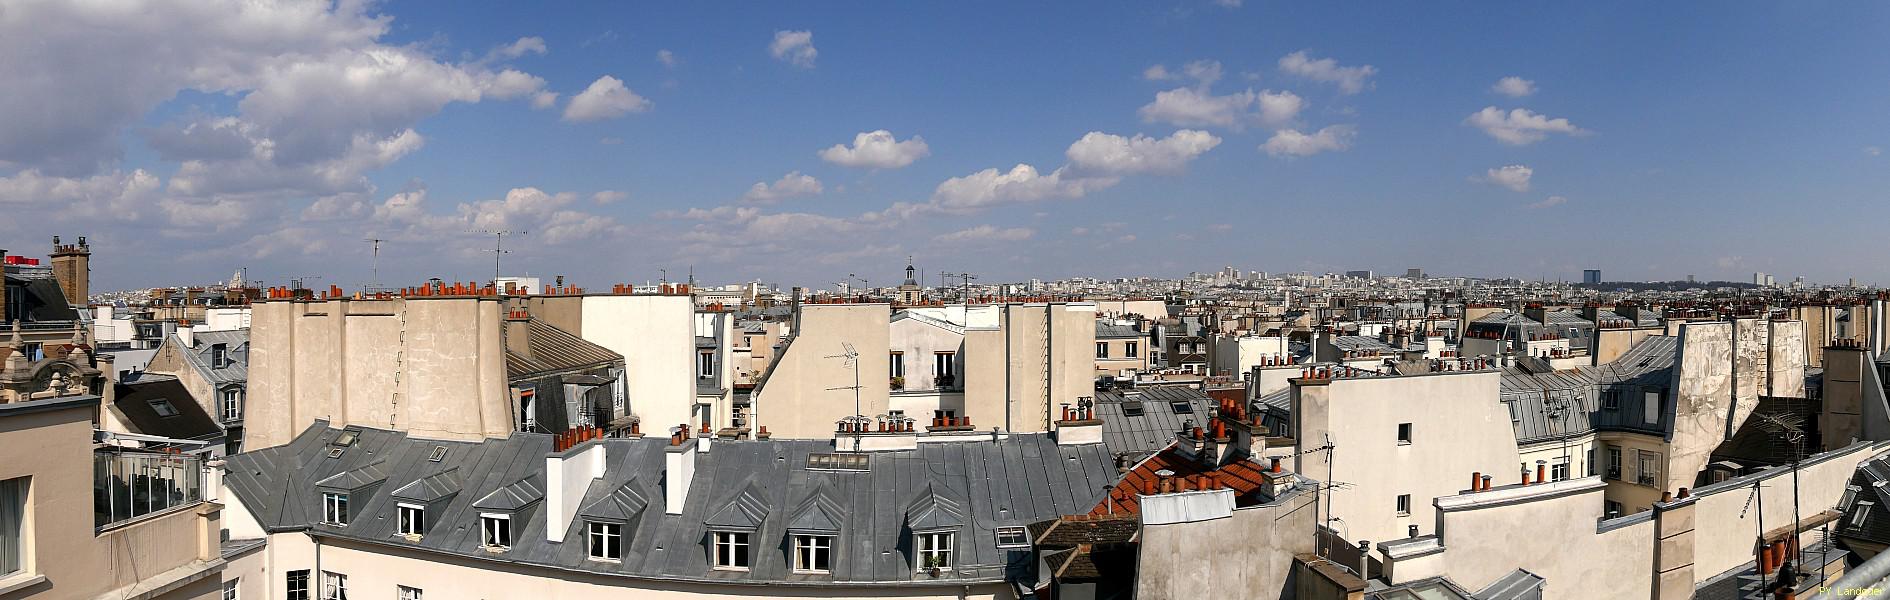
top-left (1059, 404), bottom-right (1096, 422)
top-left (553, 426), bottom-right (605, 452)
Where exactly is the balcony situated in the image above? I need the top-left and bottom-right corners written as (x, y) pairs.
top-left (94, 450), bottom-right (204, 529)
top-left (933, 374), bottom-right (957, 391)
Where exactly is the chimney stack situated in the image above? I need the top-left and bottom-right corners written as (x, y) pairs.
top-left (545, 440), bottom-right (608, 543)
top-left (665, 425), bottom-right (699, 514)
top-left (49, 235), bottom-right (90, 307)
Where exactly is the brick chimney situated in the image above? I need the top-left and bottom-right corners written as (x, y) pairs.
top-left (49, 235), bottom-right (89, 307)
top-left (504, 305), bottom-right (533, 358)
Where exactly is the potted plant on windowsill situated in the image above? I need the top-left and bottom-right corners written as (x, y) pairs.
top-left (923, 555), bottom-right (945, 577)
top-left (890, 375), bottom-right (905, 391)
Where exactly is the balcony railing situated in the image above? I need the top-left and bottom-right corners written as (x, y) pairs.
top-left (94, 450), bottom-right (203, 528)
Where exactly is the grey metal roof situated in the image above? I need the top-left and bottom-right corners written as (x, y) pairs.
top-left (1498, 336), bottom-right (1677, 443)
top-left (1330, 335), bottom-right (1395, 353)
top-left (1474, 569), bottom-right (1545, 600)
top-left (223, 423), bottom-right (1118, 586)
top-left (1094, 323), bottom-right (1141, 339)
top-left (1093, 388), bottom-right (1213, 458)
top-left (891, 311), bottom-right (964, 335)
top-left (180, 330), bottom-right (248, 386)
top-left (390, 467), bottom-right (464, 504)
top-left (504, 318), bottom-right (624, 379)
top-left (1540, 310), bottom-right (1593, 327)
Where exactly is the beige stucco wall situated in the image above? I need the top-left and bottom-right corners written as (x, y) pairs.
top-left (145, 335), bottom-right (217, 417)
top-left (1766, 319), bottom-right (1807, 397)
top-left (247, 298), bottom-right (511, 450)
top-left (572, 295), bottom-right (696, 433)
top-left (1592, 327), bottom-right (1663, 366)
top-left (1434, 480), bottom-right (1654, 600)
top-left (1210, 335), bottom-right (1288, 381)
top-left (1136, 491), bottom-right (1317, 599)
top-left (1597, 432), bottom-right (1672, 515)
top-left (0, 399), bottom-right (224, 599)
top-left (754, 304), bottom-right (891, 439)
top-left (888, 315), bottom-right (965, 392)
top-left (1293, 371), bottom-right (1523, 546)
top-left (1688, 441), bottom-right (1890, 580)
top-left (1666, 321), bottom-right (1741, 494)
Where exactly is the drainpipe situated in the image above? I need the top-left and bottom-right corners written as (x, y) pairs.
top-left (309, 531), bottom-right (323, 596)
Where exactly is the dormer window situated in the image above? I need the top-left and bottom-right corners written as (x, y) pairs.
top-left (322, 492), bottom-right (349, 526)
top-left (916, 531), bottom-right (954, 571)
top-left (397, 503), bottom-right (425, 536)
top-left (792, 534), bottom-right (833, 574)
top-left (587, 522), bottom-right (621, 561)
top-left (480, 513), bottom-right (512, 549)
top-left (713, 531), bottom-right (751, 570)
top-left (211, 343), bottom-right (229, 368)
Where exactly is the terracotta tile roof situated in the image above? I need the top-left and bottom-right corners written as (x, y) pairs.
top-left (1089, 443), bottom-right (1276, 515)
top-left (1028, 514), bottom-right (1139, 547)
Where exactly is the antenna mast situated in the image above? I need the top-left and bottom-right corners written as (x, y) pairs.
top-left (481, 230), bottom-right (526, 281)
top-left (363, 238), bottom-right (386, 290)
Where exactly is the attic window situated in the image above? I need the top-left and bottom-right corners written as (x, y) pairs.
top-left (148, 398), bottom-right (180, 418)
top-left (807, 453), bottom-right (869, 471)
top-left (326, 447), bottom-right (344, 459)
top-left (995, 526), bottom-right (1030, 548)
top-left (332, 430), bottom-right (359, 447)
top-left (1121, 401), bottom-right (1144, 417)
top-left (1170, 401), bottom-right (1193, 414)
top-left (427, 446), bottom-right (448, 462)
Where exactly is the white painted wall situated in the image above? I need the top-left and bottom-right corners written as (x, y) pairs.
top-left (578, 295), bottom-right (696, 433)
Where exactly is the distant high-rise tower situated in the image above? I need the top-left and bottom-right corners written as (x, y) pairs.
top-left (50, 235), bottom-right (90, 306)
top-left (1582, 269), bottom-right (1601, 285)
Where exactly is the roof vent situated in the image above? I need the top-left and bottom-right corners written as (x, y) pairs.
top-left (427, 446), bottom-right (448, 462)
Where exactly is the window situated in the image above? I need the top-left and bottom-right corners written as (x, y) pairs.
top-left (397, 586), bottom-right (422, 600)
top-left (1396, 494), bottom-right (1411, 516)
top-left (1643, 391), bottom-right (1661, 425)
top-left (1636, 450), bottom-right (1661, 487)
top-left (1169, 401), bottom-right (1193, 415)
top-left (792, 534), bottom-right (832, 574)
top-left (1126, 342), bottom-right (1139, 358)
top-left (1602, 390), bottom-right (1620, 411)
top-left (95, 452), bottom-right (204, 527)
top-left (1096, 342), bottom-right (1109, 359)
top-left (1396, 423), bottom-right (1413, 445)
top-left (934, 353), bottom-right (956, 379)
top-left (806, 453), bottom-right (870, 471)
top-left (481, 514), bottom-right (512, 548)
top-left (714, 531), bottom-right (751, 570)
top-left (222, 579), bottom-right (239, 600)
top-left (1855, 502), bottom-right (1875, 528)
top-left (149, 398), bottom-right (180, 417)
top-left (1604, 501), bottom-right (1625, 518)
top-left (320, 571), bottom-right (346, 600)
top-left (397, 503), bottom-right (424, 536)
top-left (221, 388), bottom-right (243, 422)
top-left (211, 344), bottom-right (229, 368)
top-left (889, 352), bottom-right (904, 378)
top-left (916, 532), bottom-right (954, 571)
top-left (1, 477), bottom-right (25, 577)
top-left (698, 351), bottom-right (716, 379)
top-left (1605, 446), bottom-right (1622, 480)
top-left (1551, 461), bottom-right (1570, 481)
top-left (995, 526), bottom-right (1030, 548)
top-left (426, 446), bottom-right (448, 462)
top-left (587, 522), bottom-right (621, 561)
top-left (287, 570), bottom-right (310, 600)
top-left (322, 492), bottom-right (349, 526)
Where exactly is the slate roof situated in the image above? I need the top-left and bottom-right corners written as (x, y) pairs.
top-left (1836, 450), bottom-right (1890, 546)
top-left (1540, 311), bottom-right (1594, 327)
top-left (503, 318), bottom-right (624, 379)
top-left (223, 422), bottom-right (1118, 586)
top-left (1330, 335), bottom-right (1396, 353)
top-left (111, 375), bottom-right (224, 441)
top-left (1095, 323), bottom-right (1142, 339)
top-left (179, 330), bottom-right (248, 386)
top-left (1474, 569), bottom-right (1545, 600)
top-left (1093, 388), bottom-right (1214, 459)
top-left (1497, 336), bottom-right (1677, 443)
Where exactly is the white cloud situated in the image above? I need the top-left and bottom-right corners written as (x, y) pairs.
top-left (491, 37), bottom-right (547, 60)
top-left (1464, 107), bottom-right (1587, 145)
top-left (1527, 195), bottom-right (1568, 209)
top-left (483, 69), bottom-right (548, 100)
top-left (933, 225), bottom-right (1034, 243)
top-left (770, 30), bottom-right (817, 68)
top-left (592, 190), bottom-right (627, 205)
top-left (1866, 146), bottom-right (1883, 157)
top-left (1066, 130), bottom-right (1221, 175)
top-left (531, 91), bottom-right (559, 110)
top-left (1139, 88), bottom-right (1299, 128)
top-left (1491, 76), bottom-right (1536, 98)
top-left (930, 164), bottom-right (1107, 213)
top-left (1261, 125), bottom-right (1356, 157)
top-left (657, 49), bottom-right (678, 68)
top-left (1478, 164), bottom-right (1533, 192)
top-left (562, 76), bottom-right (651, 122)
top-left (1278, 50), bottom-right (1377, 94)
top-left (1143, 60), bottom-right (1221, 85)
top-left (1214, 0), bottom-right (1244, 7)
top-left (818, 130), bottom-right (931, 169)
top-left (741, 171), bottom-right (824, 204)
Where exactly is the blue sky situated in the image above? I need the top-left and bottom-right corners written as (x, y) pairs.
top-left (4, 1), bottom-right (1889, 292)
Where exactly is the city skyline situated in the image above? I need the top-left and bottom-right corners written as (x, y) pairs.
top-left (5, 2), bottom-right (1890, 290)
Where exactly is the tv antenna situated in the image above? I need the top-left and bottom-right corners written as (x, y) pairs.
top-left (364, 238), bottom-right (386, 290)
top-left (481, 230), bottom-right (526, 280)
top-left (825, 343), bottom-right (863, 421)
top-left (943, 272), bottom-right (978, 302)
top-left (286, 275), bottom-right (323, 290)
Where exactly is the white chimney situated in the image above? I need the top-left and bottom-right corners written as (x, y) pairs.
top-left (175, 327), bottom-right (194, 349)
top-left (665, 434), bottom-right (698, 515)
top-left (545, 442), bottom-right (607, 543)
